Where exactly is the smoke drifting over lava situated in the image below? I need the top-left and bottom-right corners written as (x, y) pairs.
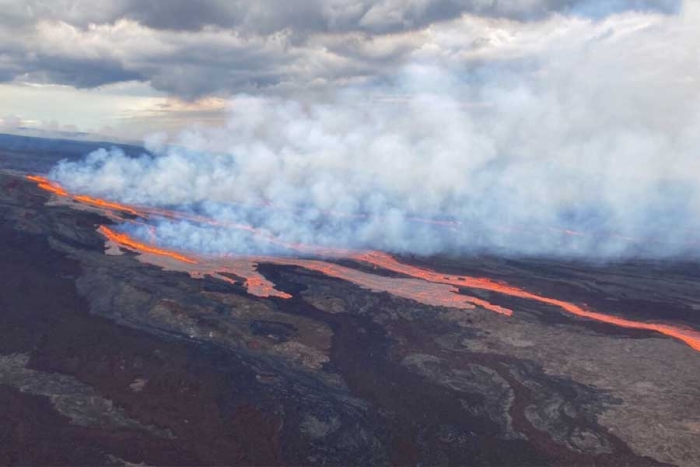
top-left (49, 2), bottom-right (700, 259)
top-left (26, 174), bottom-right (700, 353)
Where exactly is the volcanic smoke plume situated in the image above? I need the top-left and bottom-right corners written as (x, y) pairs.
top-left (28, 169), bottom-right (700, 353)
top-left (49, 1), bottom-right (700, 259)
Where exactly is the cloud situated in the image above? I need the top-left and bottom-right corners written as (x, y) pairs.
top-left (0, 114), bottom-right (22, 130)
top-left (0, 1), bottom-right (680, 32)
top-left (0, 0), bottom-right (682, 98)
top-left (49, 2), bottom-right (700, 259)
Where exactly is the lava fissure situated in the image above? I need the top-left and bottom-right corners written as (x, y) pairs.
top-left (351, 252), bottom-right (700, 352)
top-left (98, 225), bottom-right (197, 264)
top-left (26, 173), bottom-right (700, 352)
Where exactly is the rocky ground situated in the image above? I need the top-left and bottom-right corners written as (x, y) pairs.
top-left (1, 164), bottom-right (700, 466)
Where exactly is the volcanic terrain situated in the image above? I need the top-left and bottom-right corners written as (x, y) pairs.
top-left (1, 136), bottom-right (700, 466)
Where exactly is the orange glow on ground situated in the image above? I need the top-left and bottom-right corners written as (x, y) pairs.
top-left (26, 175), bottom-right (69, 197)
top-left (98, 226), bottom-right (197, 264)
top-left (353, 251), bottom-right (700, 352)
top-left (263, 257), bottom-right (511, 314)
top-left (26, 172), bottom-right (700, 352)
top-left (73, 195), bottom-right (143, 217)
top-left (37, 182), bottom-right (68, 197)
top-left (27, 175), bottom-right (143, 216)
top-left (26, 175), bottom-right (50, 184)
top-left (241, 275), bottom-right (293, 299)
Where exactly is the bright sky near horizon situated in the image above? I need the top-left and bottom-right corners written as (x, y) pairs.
top-left (7, 0), bottom-right (700, 260)
top-left (0, 0), bottom-right (691, 142)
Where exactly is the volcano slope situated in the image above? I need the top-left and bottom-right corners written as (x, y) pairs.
top-left (1, 166), bottom-right (700, 466)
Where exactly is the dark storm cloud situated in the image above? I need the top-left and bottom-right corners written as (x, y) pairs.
top-left (24, 56), bottom-right (145, 88)
top-left (0, 0), bottom-right (682, 97)
top-left (0, 0), bottom-right (681, 33)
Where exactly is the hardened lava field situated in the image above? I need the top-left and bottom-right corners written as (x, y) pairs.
top-left (1, 160), bottom-right (700, 466)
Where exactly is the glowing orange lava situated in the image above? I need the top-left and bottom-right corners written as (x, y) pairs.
top-left (27, 175), bottom-right (143, 216)
top-left (264, 257), bottom-right (511, 314)
top-left (25, 175), bottom-right (343, 256)
top-left (205, 263), bottom-right (293, 299)
top-left (25, 175), bottom-right (50, 184)
top-left (98, 226), bottom-right (197, 264)
top-left (26, 175), bottom-right (69, 197)
top-left (73, 195), bottom-right (143, 217)
top-left (95, 226), bottom-right (503, 311)
top-left (26, 172), bottom-right (700, 352)
top-left (241, 275), bottom-right (293, 299)
top-left (352, 251), bottom-right (700, 352)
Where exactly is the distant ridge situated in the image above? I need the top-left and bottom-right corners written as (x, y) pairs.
top-left (0, 132), bottom-right (150, 173)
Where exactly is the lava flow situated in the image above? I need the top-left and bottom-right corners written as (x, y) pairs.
top-left (98, 225), bottom-right (197, 264)
top-left (98, 226), bottom-right (506, 312)
top-left (73, 195), bottom-right (142, 217)
top-left (264, 258), bottom-right (512, 314)
top-left (26, 173), bottom-right (700, 353)
top-left (26, 175), bottom-right (69, 197)
top-left (26, 175), bottom-right (145, 217)
top-left (25, 175), bottom-right (353, 256)
top-left (352, 251), bottom-right (700, 352)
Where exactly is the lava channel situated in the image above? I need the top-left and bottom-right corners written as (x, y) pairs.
top-left (352, 251), bottom-right (700, 352)
top-left (27, 173), bottom-right (700, 352)
top-left (98, 226), bottom-right (506, 312)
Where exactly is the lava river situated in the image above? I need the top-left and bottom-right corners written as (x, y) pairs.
top-left (27, 174), bottom-right (700, 353)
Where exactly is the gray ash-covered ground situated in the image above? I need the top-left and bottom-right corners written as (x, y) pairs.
top-left (1, 140), bottom-right (700, 466)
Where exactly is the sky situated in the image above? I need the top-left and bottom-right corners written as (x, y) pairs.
top-left (0, 0), bottom-right (685, 141)
top-left (36, 0), bottom-right (700, 259)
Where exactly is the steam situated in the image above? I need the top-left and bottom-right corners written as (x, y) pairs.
top-left (50, 4), bottom-right (700, 259)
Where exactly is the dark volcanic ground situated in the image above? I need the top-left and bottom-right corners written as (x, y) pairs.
top-left (1, 141), bottom-right (700, 466)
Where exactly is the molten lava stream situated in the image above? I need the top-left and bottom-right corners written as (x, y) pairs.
top-left (26, 175), bottom-right (69, 197)
top-left (96, 225), bottom-right (509, 313)
top-left (352, 251), bottom-right (700, 352)
top-left (25, 174), bottom-right (358, 258)
top-left (99, 223), bottom-right (700, 353)
top-left (26, 175), bottom-right (147, 217)
top-left (73, 195), bottom-right (142, 217)
top-left (26, 174), bottom-right (700, 352)
top-left (264, 257), bottom-right (512, 315)
top-left (25, 174), bottom-right (681, 250)
top-left (98, 226), bottom-right (197, 264)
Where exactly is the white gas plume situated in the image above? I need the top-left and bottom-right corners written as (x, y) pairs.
top-left (50, 3), bottom-right (700, 259)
